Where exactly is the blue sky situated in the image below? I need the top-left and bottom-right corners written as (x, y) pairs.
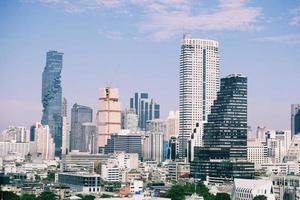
top-left (0, 0), bottom-right (299, 131)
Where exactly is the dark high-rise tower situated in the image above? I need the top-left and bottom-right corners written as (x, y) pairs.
top-left (41, 50), bottom-right (63, 157)
top-left (202, 74), bottom-right (248, 160)
top-left (190, 74), bottom-right (254, 183)
top-left (291, 104), bottom-right (300, 136)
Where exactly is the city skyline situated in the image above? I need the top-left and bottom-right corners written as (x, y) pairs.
top-left (1, 0), bottom-right (300, 131)
top-left (1, 1), bottom-right (300, 198)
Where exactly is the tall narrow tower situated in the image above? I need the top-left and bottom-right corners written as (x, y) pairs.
top-left (61, 98), bottom-right (70, 155)
top-left (291, 104), bottom-right (300, 137)
top-left (70, 103), bottom-right (93, 151)
top-left (97, 87), bottom-right (121, 148)
top-left (179, 36), bottom-right (220, 158)
top-left (41, 50), bottom-right (63, 157)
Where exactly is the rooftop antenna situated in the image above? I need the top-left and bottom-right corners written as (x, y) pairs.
top-left (183, 32), bottom-right (191, 39)
top-left (105, 80), bottom-right (111, 88)
top-left (107, 64), bottom-right (121, 88)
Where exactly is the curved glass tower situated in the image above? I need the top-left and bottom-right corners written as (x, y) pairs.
top-left (41, 50), bottom-right (63, 157)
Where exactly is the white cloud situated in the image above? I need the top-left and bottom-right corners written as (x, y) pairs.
top-left (98, 29), bottom-right (123, 40)
top-left (253, 34), bottom-right (300, 44)
top-left (138, 0), bottom-right (262, 40)
top-left (31, 0), bottom-right (124, 12)
top-left (289, 6), bottom-right (300, 26)
top-left (29, 0), bottom-right (263, 40)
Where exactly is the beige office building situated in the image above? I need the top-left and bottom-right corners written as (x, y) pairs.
top-left (96, 87), bottom-right (121, 148)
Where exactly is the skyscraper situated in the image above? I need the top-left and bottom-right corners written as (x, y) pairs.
top-left (166, 111), bottom-right (179, 140)
top-left (130, 92), bottom-right (160, 130)
top-left (190, 74), bottom-right (254, 183)
top-left (41, 50), bottom-right (63, 157)
top-left (97, 87), bottom-right (121, 148)
top-left (144, 119), bottom-right (165, 163)
top-left (122, 109), bottom-right (138, 132)
top-left (143, 131), bottom-right (164, 163)
top-left (70, 103), bottom-right (93, 151)
top-left (61, 98), bottom-right (70, 155)
top-left (256, 126), bottom-right (267, 141)
top-left (81, 122), bottom-right (97, 153)
top-left (34, 122), bottom-right (55, 160)
top-left (291, 104), bottom-right (300, 136)
top-left (179, 36), bottom-right (220, 158)
top-left (202, 74), bottom-right (248, 159)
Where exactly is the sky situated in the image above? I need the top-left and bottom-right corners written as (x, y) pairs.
top-left (0, 0), bottom-right (299, 132)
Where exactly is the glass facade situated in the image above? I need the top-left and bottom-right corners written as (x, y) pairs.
top-left (70, 103), bottom-right (93, 151)
top-left (292, 104), bottom-right (300, 136)
top-left (130, 92), bottom-right (160, 130)
top-left (190, 74), bottom-right (254, 183)
top-left (190, 160), bottom-right (255, 182)
top-left (295, 111), bottom-right (300, 134)
top-left (167, 136), bottom-right (177, 161)
top-left (41, 50), bottom-right (63, 157)
top-left (104, 133), bottom-right (142, 158)
top-left (58, 173), bottom-right (101, 193)
top-left (202, 74), bottom-right (248, 160)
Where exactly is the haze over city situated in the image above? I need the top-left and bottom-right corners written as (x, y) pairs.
top-left (2, 1), bottom-right (300, 200)
top-left (0, 1), bottom-right (299, 132)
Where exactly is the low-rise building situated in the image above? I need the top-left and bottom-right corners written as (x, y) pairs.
top-left (61, 151), bottom-right (110, 173)
top-left (0, 142), bottom-right (36, 158)
top-left (51, 185), bottom-right (71, 199)
top-left (57, 172), bottom-right (101, 193)
top-left (271, 175), bottom-right (300, 200)
top-left (260, 161), bottom-right (300, 175)
top-left (247, 140), bottom-right (268, 169)
top-left (101, 164), bottom-right (120, 182)
top-left (167, 161), bottom-right (190, 182)
top-left (130, 180), bottom-right (143, 195)
top-left (232, 178), bottom-right (275, 200)
top-left (185, 193), bottom-right (204, 200)
top-left (120, 169), bottom-right (142, 183)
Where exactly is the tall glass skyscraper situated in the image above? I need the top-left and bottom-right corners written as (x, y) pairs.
top-left (41, 50), bottom-right (63, 157)
top-left (190, 74), bottom-right (254, 183)
top-left (179, 35), bottom-right (220, 158)
top-left (202, 74), bottom-right (248, 159)
top-left (130, 92), bottom-right (160, 130)
top-left (291, 104), bottom-right (300, 136)
top-left (70, 103), bottom-right (93, 151)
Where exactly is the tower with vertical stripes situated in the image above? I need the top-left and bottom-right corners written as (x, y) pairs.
top-left (179, 35), bottom-right (220, 158)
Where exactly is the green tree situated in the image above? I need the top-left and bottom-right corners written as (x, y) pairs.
top-left (37, 191), bottom-right (59, 200)
top-left (100, 194), bottom-right (112, 198)
top-left (77, 194), bottom-right (95, 200)
top-left (164, 182), bottom-right (217, 200)
top-left (165, 184), bottom-right (185, 200)
top-left (215, 193), bottom-right (230, 200)
top-left (195, 182), bottom-right (214, 200)
top-left (46, 172), bottom-right (55, 182)
top-left (20, 194), bottom-right (37, 200)
top-left (35, 174), bottom-right (41, 181)
top-left (253, 195), bottom-right (267, 200)
top-left (1, 191), bottom-right (20, 200)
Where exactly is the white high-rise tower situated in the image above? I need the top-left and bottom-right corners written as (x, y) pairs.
top-left (179, 35), bottom-right (220, 158)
